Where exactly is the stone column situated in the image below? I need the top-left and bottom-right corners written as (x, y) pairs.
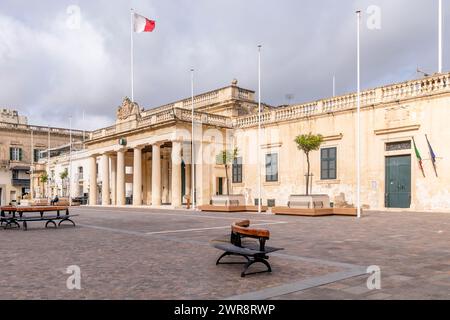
top-left (133, 147), bottom-right (142, 206)
top-left (89, 155), bottom-right (97, 205)
top-left (110, 155), bottom-right (117, 205)
top-left (116, 150), bottom-right (125, 205)
top-left (101, 154), bottom-right (110, 206)
top-left (162, 150), bottom-right (169, 203)
top-left (151, 143), bottom-right (161, 206)
top-left (171, 141), bottom-right (182, 207)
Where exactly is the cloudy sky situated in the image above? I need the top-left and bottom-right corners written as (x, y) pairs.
top-left (0, 0), bottom-right (447, 130)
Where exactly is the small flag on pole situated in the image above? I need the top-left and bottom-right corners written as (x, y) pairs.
top-left (412, 137), bottom-right (425, 177)
top-left (425, 134), bottom-right (438, 177)
top-left (133, 13), bottom-right (155, 33)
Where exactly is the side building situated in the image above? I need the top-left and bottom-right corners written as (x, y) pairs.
top-left (0, 109), bottom-right (84, 205)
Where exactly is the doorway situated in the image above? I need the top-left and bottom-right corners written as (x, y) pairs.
top-left (385, 155), bottom-right (411, 208)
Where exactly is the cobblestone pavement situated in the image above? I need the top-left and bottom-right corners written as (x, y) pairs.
top-left (0, 207), bottom-right (448, 299)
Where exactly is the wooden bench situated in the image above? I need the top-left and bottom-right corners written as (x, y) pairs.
top-left (210, 220), bottom-right (283, 277)
top-left (0, 206), bottom-right (77, 231)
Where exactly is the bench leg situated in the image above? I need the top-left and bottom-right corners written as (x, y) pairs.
top-left (22, 221), bottom-right (27, 231)
top-left (216, 252), bottom-right (250, 265)
top-left (4, 221), bottom-right (20, 230)
top-left (241, 258), bottom-right (272, 278)
top-left (45, 220), bottom-right (57, 229)
top-left (58, 218), bottom-right (76, 227)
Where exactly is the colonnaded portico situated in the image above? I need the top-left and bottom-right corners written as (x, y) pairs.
top-left (87, 140), bottom-right (191, 207)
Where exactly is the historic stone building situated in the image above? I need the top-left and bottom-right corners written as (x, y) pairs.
top-left (38, 73), bottom-right (450, 212)
top-left (0, 109), bottom-right (85, 205)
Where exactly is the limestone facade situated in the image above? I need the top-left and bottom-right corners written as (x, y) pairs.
top-left (37, 75), bottom-right (450, 212)
top-left (0, 111), bottom-right (84, 205)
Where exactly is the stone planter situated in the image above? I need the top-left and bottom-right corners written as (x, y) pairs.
top-left (287, 194), bottom-right (331, 209)
top-left (211, 194), bottom-right (245, 207)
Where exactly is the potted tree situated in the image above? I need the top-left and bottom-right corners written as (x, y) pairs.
top-left (215, 147), bottom-right (238, 196)
top-left (211, 147), bottom-right (245, 207)
top-left (60, 168), bottom-right (69, 197)
top-left (294, 133), bottom-right (323, 195)
top-left (285, 133), bottom-right (330, 210)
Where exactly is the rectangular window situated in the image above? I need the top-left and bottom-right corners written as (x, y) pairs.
top-left (33, 149), bottom-right (41, 163)
top-left (321, 147), bottom-right (337, 180)
top-left (265, 153), bottom-right (278, 182)
top-left (232, 157), bottom-right (243, 183)
top-left (10, 147), bottom-right (22, 161)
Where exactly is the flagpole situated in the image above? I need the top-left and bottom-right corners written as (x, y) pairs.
top-left (333, 75), bottom-right (336, 97)
top-left (131, 8), bottom-right (134, 101)
top-left (257, 45), bottom-right (262, 214)
top-left (439, 0), bottom-right (443, 73)
top-left (356, 11), bottom-right (361, 219)
top-left (30, 128), bottom-right (34, 201)
top-left (47, 125), bottom-right (50, 201)
top-left (69, 116), bottom-right (72, 206)
top-left (191, 68), bottom-right (196, 210)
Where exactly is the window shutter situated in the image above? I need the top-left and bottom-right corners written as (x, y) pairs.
top-left (19, 148), bottom-right (23, 161)
top-left (10, 148), bottom-right (13, 160)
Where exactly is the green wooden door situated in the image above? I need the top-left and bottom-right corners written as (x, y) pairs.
top-left (385, 155), bottom-right (411, 208)
top-left (218, 177), bottom-right (223, 195)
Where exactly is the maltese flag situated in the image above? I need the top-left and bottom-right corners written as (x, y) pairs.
top-left (133, 12), bottom-right (155, 32)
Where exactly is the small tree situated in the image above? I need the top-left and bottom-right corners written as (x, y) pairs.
top-left (59, 168), bottom-right (68, 181)
top-left (216, 147), bottom-right (239, 196)
top-left (294, 133), bottom-right (323, 195)
top-left (39, 172), bottom-right (48, 184)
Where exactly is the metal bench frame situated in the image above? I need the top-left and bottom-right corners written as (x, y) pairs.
top-left (0, 206), bottom-right (77, 231)
top-left (213, 220), bottom-right (283, 277)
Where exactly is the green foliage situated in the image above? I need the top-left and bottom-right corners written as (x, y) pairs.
top-left (294, 133), bottom-right (324, 154)
top-left (216, 147), bottom-right (239, 165)
top-left (215, 147), bottom-right (239, 196)
top-left (294, 133), bottom-right (323, 195)
top-left (59, 168), bottom-right (68, 180)
top-left (39, 172), bottom-right (48, 183)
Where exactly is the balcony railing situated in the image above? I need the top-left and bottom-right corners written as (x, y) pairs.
top-left (12, 179), bottom-right (30, 187)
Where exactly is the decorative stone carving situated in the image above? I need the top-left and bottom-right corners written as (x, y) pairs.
top-left (116, 97), bottom-right (141, 121)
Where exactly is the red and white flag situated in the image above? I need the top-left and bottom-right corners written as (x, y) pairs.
top-left (133, 13), bottom-right (155, 32)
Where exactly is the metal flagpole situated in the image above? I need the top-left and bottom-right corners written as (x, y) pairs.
top-left (439, 0), bottom-right (443, 73)
top-left (356, 11), bottom-right (362, 219)
top-left (69, 116), bottom-right (72, 206)
top-left (191, 68), bottom-right (196, 210)
top-left (47, 125), bottom-right (50, 201)
top-left (257, 45), bottom-right (262, 214)
top-left (333, 75), bottom-right (336, 97)
top-left (131, 8), bottom-right (134, 101)
top-left (82, 110), bottom-right (85, 143)
top-left (30, 128), bottom-right (34, 200)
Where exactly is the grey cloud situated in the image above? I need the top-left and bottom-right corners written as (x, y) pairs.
top-left (0, 0), bottom-right (447, 130)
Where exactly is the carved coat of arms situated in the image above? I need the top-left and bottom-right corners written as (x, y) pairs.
top-left (116, 97), bottom-right (140, 121)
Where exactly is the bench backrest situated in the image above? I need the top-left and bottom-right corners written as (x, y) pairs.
top-left (231, 220), bottom-right (270, 251)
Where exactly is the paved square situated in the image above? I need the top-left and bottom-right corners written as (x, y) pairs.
top-left (0, 207), bottom-right (448, 299)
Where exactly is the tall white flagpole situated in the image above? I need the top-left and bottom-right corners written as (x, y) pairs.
top-left (30, 128), bottom-right (34, 200)
top-left (131, 8), bottom-right (134, 101)
top-left (191, 68), bottom-right (196, 210)
top-left (257, 45), bottom-right (262, 214)
top-left (439, 0), bottom-right (443, 73)
top-left (69, 116), bottom-right (72, 206)
top-left (333, 75), bottom-right (336, 97)
top-left (47, 125), bottom-right (50, 201)
top-left (356, 11), bottom-right (362, 219)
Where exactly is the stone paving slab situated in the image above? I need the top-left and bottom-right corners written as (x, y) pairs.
top-left (0, 207), bottom-right (448, 299)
